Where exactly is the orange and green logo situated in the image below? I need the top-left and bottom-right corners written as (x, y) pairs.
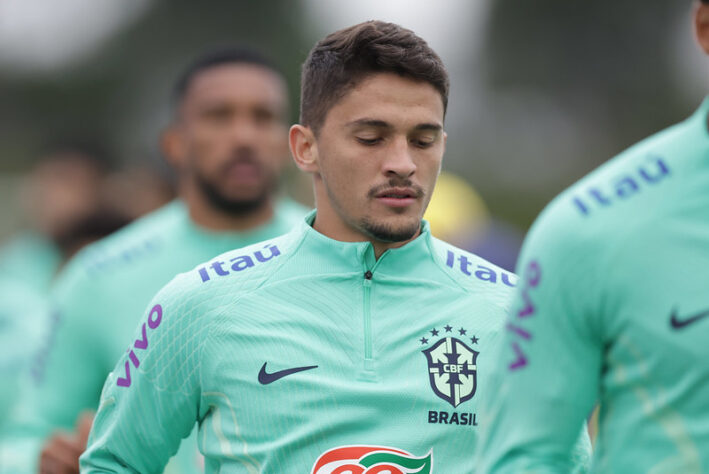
top-left (311, 445), bottom-right (433, 474)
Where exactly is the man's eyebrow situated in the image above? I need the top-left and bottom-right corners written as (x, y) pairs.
top-left (345, 119), bottom-right (443, 132)
top-left (345, 118), bottom-right (392, 129)
top-left (413, 123), bottom-right (443, 132)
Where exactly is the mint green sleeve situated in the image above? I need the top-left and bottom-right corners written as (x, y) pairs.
top-left (475, 210), bottom-right (601, 473)
top-left (80, 273), bottom-right (208, 473)
top-left (0, 265), bottom-right (108, 471)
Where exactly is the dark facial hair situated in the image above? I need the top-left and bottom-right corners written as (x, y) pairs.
top-left (195, 148), bottom-right (275, 216)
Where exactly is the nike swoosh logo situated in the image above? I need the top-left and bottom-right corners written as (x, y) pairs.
top-left (258, 362), bottom-right (318, 385)
top-left (670, 307), bottom-right (709, 330)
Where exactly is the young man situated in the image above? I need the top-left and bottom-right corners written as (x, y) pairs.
top-left (0, 48), bottom-right (307, 473)
top-left (81, 21), bottom-right (589, 473)
top-left (475, 2), bottom-right (709, 472)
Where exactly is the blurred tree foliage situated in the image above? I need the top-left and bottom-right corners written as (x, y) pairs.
top-left (0, 0), bottom-right (311, 172)
top-left (476, 0), bottom-right (698, 227)
top-left (485, 0), bottom-right (687, 142)
top-left (1, 0), bottom-right (703, 231)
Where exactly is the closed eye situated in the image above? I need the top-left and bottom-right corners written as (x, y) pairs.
top-left (411, 136), bottom-right (436, 148)
top-left (356, 137), bottom-right (382, 146)
top-left (413, 139), bottom-right (434, 148)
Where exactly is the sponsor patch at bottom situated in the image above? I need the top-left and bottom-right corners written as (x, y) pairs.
top-left (312, 445), bottom-right (433, 474)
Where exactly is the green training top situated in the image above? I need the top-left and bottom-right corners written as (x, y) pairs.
top-left (0, 233), bottom-right (60, 430)
top-left (0, 232), bottom-right (62, 292)
top-left (1, 199), bottom-right (307, 473)
top-left (80, 211), bottom-right (589, 473)
top-left (0, 278), bottom-right (48, 429)
top-left (475, 98), bottom-right (709, 473)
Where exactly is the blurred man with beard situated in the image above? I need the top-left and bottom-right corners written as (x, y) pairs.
top-left (0, 47), bottom-right (307, 474)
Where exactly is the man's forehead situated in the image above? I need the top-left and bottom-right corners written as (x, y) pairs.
top-left (183, 63), bottom-right (287, 106)
top-left (330, 73), bottom-right (445, 123)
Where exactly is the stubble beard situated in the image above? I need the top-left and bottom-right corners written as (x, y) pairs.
top-left (359, 178), bottom-right (425, 243)
top-left (359, 215), bottom-right (421, 243)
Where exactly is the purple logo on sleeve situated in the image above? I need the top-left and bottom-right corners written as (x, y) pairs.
top-left (506, 260), bottom-right (541, 371)
top-left (197, 244), bottom-right (280, 283)
top-left (445, 250), bottom-right (517, 287)
top-left (571, 155), bottom-right (670, 216)
top-left (117, 304), bottom-right (163, 387)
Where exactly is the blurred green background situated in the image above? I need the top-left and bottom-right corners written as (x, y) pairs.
top-left (1, 0), bottom-right (706, 240)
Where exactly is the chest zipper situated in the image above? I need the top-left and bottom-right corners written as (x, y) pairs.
top-left (363, 270), bottom-right (373, 362)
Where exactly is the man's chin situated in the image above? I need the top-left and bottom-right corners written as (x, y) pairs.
top-left (205, 190), bottom-right (269, 216)
top-left (197, 175), bottom-right (273, 216)
top-left (360, 216), bottom-right (421, 243)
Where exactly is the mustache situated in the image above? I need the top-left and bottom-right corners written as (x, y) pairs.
top-left (367, 179), bottom-right (425, 199)
top-left (218, 148), bottom-right (262, 172)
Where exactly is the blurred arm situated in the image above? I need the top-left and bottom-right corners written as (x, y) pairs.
top-left (1, 266), bottom-right (107, 472)
top-left (475, 214), bottom-right (601, 473)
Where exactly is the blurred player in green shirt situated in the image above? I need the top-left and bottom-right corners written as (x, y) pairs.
top-left (81, 21), bottom-right (590, 473)
top-left (1, 48), bottom-right (307, 473)
top-left (0, 143), bottom-right (109, 291)
top-left (475, 2), bottom-right (709, 472)
top-left (0, 145), bottom-right (115, 431)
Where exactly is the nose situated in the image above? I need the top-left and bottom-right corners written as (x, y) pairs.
top-left (228, 115), bottom-right (259, 147)
top-left (383, 136), bottom-right (416, 178)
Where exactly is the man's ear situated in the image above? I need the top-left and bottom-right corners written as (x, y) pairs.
top-left (289, 124), bottom-right (319, 173)
top-left (160, 126), bottom-right (186, 169)
top-left (694, 2), bottom-right (709, 55)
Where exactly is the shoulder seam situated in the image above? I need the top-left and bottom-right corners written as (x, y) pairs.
top-left (425, 237), bottom-right (469, 293)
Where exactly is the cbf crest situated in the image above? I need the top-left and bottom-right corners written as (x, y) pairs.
top-left (421, 326), bottom-right (479, 408)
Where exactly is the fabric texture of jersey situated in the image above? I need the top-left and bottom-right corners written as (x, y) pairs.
top-left (0, 278), bottom-right (49, 430)
top-left (475, 98), bottom-right (709, 473)
top-left (80, 212), bottom-right (590, 473)
top-left (0, 232), bottom-right (61, 292)
top-left (0, 199), bottom-right (307, 473)
top-left (0, 233), bottom-right (60, 431)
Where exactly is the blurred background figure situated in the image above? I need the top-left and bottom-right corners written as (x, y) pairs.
top-left (0, 142), bottom-right (107, 288)
top-left (101, 164), bottom-right (176, 225)
top-left (0, 142), bottom-right (132, 432)
top-left (1, 46), bottom-right (308, 474)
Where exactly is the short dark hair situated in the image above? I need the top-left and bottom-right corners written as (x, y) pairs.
top-left (300, 21), bottom-right (449, 134)
top-left (173, 47), bottom-right (284, 105)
